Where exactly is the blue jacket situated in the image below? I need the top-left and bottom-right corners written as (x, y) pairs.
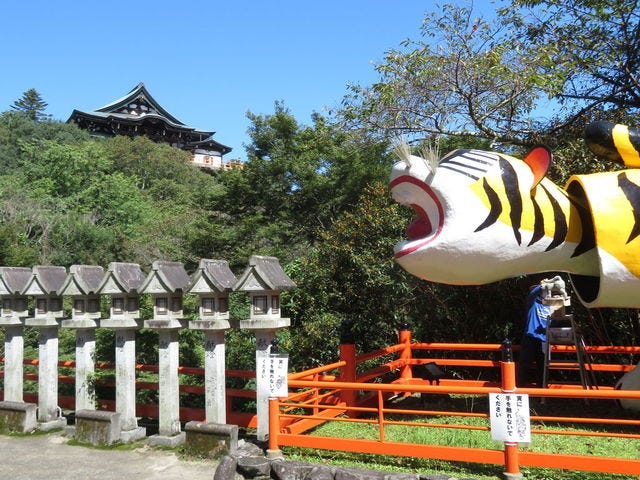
top-left (525, 286), bottom-right (551, 342)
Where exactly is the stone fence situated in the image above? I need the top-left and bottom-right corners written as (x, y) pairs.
top-left (0, 256), bottom-right (295, 445)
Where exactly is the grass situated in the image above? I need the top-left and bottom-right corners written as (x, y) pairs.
top-left (280, 395), bottom-right (640, 480)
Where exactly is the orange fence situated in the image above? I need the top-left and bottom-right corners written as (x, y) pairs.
top-left (270, 332), bottom-right (640, 476)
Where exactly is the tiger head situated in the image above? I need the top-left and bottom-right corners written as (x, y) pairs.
top-left (389, 144), bottom-right (598, 286)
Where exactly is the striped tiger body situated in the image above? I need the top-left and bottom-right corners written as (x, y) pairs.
top-left (390, 121), bottom-right (640, 308)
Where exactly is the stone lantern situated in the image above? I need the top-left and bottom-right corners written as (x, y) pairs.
top-left (0, 267), bottom-right (32, 403)
top-left (23, 266), bottom-right (68, 430)
top-left (234, 255), bottom-right (296, 440)
top-left (187, 259), bottom-right (236, 424)
top-left (97, 262), bottom-right (146, 441)
top-left (140, 260), bottom-right (190, 446)
top-left (60, 265), bottom-right (105, 412)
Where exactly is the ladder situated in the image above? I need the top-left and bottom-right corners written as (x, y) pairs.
top-left (542, 313), bottom-right (598, 389)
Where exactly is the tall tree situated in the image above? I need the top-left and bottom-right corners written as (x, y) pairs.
top-left (11, 88), bottom-right (51, 121)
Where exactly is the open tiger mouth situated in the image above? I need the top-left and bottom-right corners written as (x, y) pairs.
top-left (390, 175), bottom-right (444, 258)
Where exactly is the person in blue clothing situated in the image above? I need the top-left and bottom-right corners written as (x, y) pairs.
top-left (517, 284), bottom-right (552, 387)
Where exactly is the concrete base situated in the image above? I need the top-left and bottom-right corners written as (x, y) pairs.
top-left (147, 431), bottom-right (186, 447)
top-left (265, 448), bottom-right (284, 460)
top-left (119, 426), bottom-right (147, 443)
top-left (184, 421), bottom-right (238, 457)
top-left (74, 409), bottom-right (121, 446)
top-left (0, 401), bottom-right (37, 434)
top-left (502, 473), bottom-right (525, 480)
top-left (37, 416), bottom-right (68, 432)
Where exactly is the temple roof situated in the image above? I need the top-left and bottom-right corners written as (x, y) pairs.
top-left (68, 83), bottom-right (231, 154)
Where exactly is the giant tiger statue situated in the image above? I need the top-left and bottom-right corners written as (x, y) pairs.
top-left (390, 121), bottom-right (640, 309)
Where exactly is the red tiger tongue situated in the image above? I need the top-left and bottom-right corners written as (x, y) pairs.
top-left (406, 217), bottom-right (432, 240)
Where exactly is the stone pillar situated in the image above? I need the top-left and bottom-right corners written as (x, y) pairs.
top-left (23, 321), bottom-right (66, 429)
top-left (255, 329), bottom-right (276, 441)
top-left (203, 330), bottom-right (227, 424)
top-left (2, 324), bottom-right (24, 402)
top-left (100, 320), bottom-right (146, 442)
top-left (76, 328), bottom-right (96, 410)
top-left (115, 328), bottom-right (138, 432)
top-left (145, 319), bottom-right (186, 447)
top-left (156, 328), bottom-right (182, 441)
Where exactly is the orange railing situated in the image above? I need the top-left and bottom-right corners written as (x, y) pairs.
top-left (268, 332), bottom-right (640, 476)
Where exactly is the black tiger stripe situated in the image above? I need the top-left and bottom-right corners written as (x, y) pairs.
top-left (566, 181), bottom-right (596, 258)
top-left (474, 178), bottom-right (502, 232)
top-left (440, 159), bottom-right (488, 173)
top-left (528, 193), bottom-right (545, 246)
top-left (439, 164), bottom-right (480, 180)
top-left (541, 184), bottom-right (567, 251)
top-left (617, 172), bottom-right (640, 244)
top-left (499, 158), bottom-right (523, 245)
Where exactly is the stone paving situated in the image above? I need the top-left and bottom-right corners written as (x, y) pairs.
top-left (0, 432), bottom-right (215, 480)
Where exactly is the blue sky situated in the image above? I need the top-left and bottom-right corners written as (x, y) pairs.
top-left (1, 1), bottom-right (499, 161)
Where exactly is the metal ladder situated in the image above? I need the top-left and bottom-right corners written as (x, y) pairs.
top-left (542, 313), bottom-right (598, 389)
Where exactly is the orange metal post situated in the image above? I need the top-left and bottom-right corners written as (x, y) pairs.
top-left (268, 397), bottom-right (280, 452)
top-left (398, 324), bottom-right (413, 381)
top-left (339, 343), bottom-right (357, 408)
top-left (500, 339), bottom-right (522, 479)
top-left (339, 320), bottom-right (357, 410)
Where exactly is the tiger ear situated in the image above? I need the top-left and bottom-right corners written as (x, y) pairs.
top-left (523, 145), bottom-right (553, 189)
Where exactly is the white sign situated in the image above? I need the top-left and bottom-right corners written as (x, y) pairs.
top-left (257, 354), bottom-right (289, 397)
top-left (489, 393), bottom-right (531, 443)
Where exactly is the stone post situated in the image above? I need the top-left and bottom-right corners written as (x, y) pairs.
top-left (97, 262), bottom-right (147, 442)
top-left (189, 325), bottom-right (229, 423)
top-left (60, 325), bottom-right (97, 411)
top-left (1, 324), bottom-right (24, 402)
top-left (234, 255), bottom-right (296, 442)
top-left (141, 260), bottom-right (191, 447)
top-left (23, 321), bottom-right (66, 429)
top-left (59, 265), bottom-right (104, 412)
top-left (22, 265), bottom-right (68, 430)
top-left (187, 258), bottom-right (237, 425)
top-left (0, 267), bottom-right (31, 403)
top-left (144, 321), bottom-right (186, 446)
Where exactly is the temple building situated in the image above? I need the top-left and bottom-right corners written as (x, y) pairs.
top-left (67, 83), bottom-right (237, 169)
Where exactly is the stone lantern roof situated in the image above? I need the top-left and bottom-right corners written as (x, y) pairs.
top-left (189, 259), bottom-right (236, 294)
top-left (0, 267), bottom-right (32, 295)
top-left (97, 262), bottom-right (146, 294)
top-left (60, 265), bottom-right (105, 296)
top-left (0, 267), bottom-right (32, 323)
top-left (22, 266), bottom-right (67, 296)
top-left (140, 261), bottom-right (191, 294)
top-left (22, 266), bottom-right (67, 324)
top-left (234, 256), bottom-right (296, 292)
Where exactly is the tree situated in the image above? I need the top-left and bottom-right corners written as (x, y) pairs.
top-left (340, 3), bottom-right (553, 147)
top-left (503, 0), bottom-right (640, 127)
top-left (340, 1), bottom-right (640, 148)
top-left (11, 88), bottom-right (51, 121)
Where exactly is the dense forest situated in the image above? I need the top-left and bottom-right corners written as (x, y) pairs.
top-left (1, 1), bottom-right (639, 375)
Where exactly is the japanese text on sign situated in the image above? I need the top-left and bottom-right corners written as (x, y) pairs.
top-left (256, 354), bottom-right (289, 397)
top-left (489, 393), bottom-right (531, 443)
